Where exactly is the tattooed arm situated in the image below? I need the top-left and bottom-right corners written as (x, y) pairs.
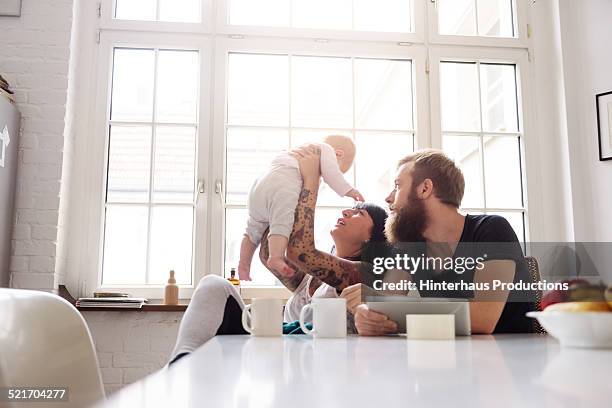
top-left (259, 227), bottom-right (324, 296)
top-left (286, 147), bottom-right (363, 291)
top-left (258, 229), bottom-right (307, 292)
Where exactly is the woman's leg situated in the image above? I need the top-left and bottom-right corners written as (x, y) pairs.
top-left (168, 275), bottom-right (246, 365)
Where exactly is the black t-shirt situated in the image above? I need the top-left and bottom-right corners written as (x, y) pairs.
top-left (410, 214), bottom-right (536, 333)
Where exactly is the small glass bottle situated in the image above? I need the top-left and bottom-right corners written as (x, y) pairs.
top-left (228, 267), bottom-right (240, 286)
top-left (164, 270), bottom-right (179, 305)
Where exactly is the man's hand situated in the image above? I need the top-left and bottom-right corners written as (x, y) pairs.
top-left (289, 144), bottom-right (321, 186)
top-left (340, 283), bottom-right (363, 315)
top-left (354, 304), bottom-right (398, 336)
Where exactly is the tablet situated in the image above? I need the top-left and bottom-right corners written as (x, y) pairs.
top-left (366, 299), bottom-right (471, 336)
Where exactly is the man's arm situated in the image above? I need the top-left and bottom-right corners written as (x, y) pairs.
top-left (469, 259), bottom-right (515, 334)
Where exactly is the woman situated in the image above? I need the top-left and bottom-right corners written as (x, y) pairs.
top-left (169, 146), bottom-right (388, 364)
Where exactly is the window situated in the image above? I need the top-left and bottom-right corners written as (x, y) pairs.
top-left (102, 47), bottom-right (200, 286)
top-left (437, 60), bottom-right (525, 241)
top-left (114, 0), bottom-right (201, 23)
top-left (437, 0), bottom-right (515, 37)
top-left (86, 0), bottom-right (535, 296)
top-left (223, 53), bottom-right (416, 285)
top-left (227, 0), bottom-right (414, 33)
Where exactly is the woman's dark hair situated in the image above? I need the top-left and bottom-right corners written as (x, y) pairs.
top-left (330, 202), bottom-right (391, 265)
top-left (354, 202), bottom-right (388, 243)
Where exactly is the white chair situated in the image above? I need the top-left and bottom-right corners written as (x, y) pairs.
top-left (0, 288), bottom-right (105, 407)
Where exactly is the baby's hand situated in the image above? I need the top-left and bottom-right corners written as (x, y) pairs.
top-left (346, 188), bottom-right (364, 202)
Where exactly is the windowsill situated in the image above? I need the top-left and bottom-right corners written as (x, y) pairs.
top-left (58, 285), bottom-right (291, 312)
top-left (59, 285), bottom-right (188, 312)
top-left (79, 301), bottom-right (189, 312)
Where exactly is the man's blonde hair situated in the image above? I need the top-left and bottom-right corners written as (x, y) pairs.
top-left (398, 149), bottom-right (464, 208)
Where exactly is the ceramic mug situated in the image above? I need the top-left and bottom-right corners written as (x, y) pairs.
top-left (241, 298), bottom-right (283, 336)
top-left (299, 298), bottom-right (347, 338)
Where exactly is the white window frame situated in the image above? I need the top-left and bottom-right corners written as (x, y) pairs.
top-left (100, 0), bottom-right (214, 33)
top-left (427, 0), bottom-right (528, 48)
top-left (76, 0), bottom-right (540, 299)
top-left (215, 0), bottom-right (426, 43)
top-left (428, 46), bottom-right (541, 242)
top-left (84, 30), bottom-right (212, 299)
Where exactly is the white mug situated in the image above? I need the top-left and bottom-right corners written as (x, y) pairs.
top-left (299, 298), bottom-right (347, 338)
top-left (242, 298), bottom-right (283, 336)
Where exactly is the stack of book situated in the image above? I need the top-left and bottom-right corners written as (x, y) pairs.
top-left (0, 74), bottom-right (15, 103)
top-left (77, 293), bottom-right (148, 309)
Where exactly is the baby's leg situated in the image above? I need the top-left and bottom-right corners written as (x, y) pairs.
top-left (238, 235), bottom-right (257, 280)
top-left (267, 234), bottom-right (295, 277)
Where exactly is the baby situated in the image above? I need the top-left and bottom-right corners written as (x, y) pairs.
top-left (238, 135), bottom-right (364, 280)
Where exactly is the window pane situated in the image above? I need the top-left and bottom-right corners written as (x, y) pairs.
top-left (229, 0), bottom-right (289, 27)
top-left (438, 0), bottom-right (476, 36)
top-left (483, 136), bottom-right (522, 208)
top-left (292, 56), bottom-right (352, 128)
top-left (355, 132), bottom-right (413, 206)
top-left (313, 208), bottom-right (343, 256)
top-left (440, 62), bottom-right (480, 132)
top-left (487, 211), bottom-right (524, 242)
top-left (319, 167), bottom-right (355, 207)
top-left (291, 0), bottom-right (352, 30)
top-left (159, 0), bottom-right (201, 23)
top-left (438, 0), bottom-right (515, 37)
top-left (226, 128), bottom-right (289, 204)
top-left (290, 129), bottom-right (352, 148)
top-left (224, 208), bottom-right (280, 286)
top-left (355, 58), bottom-right (413, 130)
top-left (107, 126), bottom-right (152, 203)
top-left (149, 206), bottom-right (194, 285)
top-left (115, 0), bottom-right (156, 21)
top-left (153, 126), bottom-right (196, 203)
top-left (477, 0), bottom-right (515, 37)
top-left (111, 48), bottom-right (155, 122)
top-left (480, 63), bottom-right (518, 133)
top-left (228, 54), bottom-right (289, 126)
top-left (443, 135), bottom-right (483, 208)
top-left (102, 205), bottom-right (148, 285)
top-left (156, 50), bottom-right (199, 124)
top-left (354, 0), bottom-right (412, 33)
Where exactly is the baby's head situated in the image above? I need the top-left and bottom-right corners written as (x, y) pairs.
top-left (323, 135), bottom-right (356, 173)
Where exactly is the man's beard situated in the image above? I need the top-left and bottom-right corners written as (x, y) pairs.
top-left (385, 192), bottom-right (427, 244)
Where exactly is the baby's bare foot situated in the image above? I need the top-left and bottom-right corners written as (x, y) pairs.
top-left (267, 257), bottom-right (295, 277)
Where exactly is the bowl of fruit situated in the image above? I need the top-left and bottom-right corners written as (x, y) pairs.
top-left (527, 280), bottom-right (612, 349)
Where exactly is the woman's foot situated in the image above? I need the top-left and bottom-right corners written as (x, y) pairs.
top-left (267, 256), bottom-right (295, 278)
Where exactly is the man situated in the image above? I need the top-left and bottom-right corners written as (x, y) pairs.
top-left (350, 149), bottom-right (535, 335)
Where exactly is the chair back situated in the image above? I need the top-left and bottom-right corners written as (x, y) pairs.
top-left (525, 256), bottom-right (546, 333)
top-left (0, 288), bottom-right (105, 407)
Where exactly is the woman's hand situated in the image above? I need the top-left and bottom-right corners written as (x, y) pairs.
top-left (354, 304), bottom-right (398, 336)
top-left (289, 144), bottom-right (321, 187)
top-left (340, 283), bottom-right (364, 315)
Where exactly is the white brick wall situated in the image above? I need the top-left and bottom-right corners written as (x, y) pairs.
top-left (82, 312), bottom-right (184, 396)
top-left (1, 3), bottom-right (190, 398)
top-left (0, 0), bottom-right (75, 291)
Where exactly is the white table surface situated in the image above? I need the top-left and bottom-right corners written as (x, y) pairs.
top-left (95, 334), bottom-right (612, 408)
